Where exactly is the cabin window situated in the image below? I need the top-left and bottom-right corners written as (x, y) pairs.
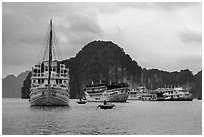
top-left (36, 79), bottom-right (44, 84)
top-left (59, 79), bottom-right (62, 84)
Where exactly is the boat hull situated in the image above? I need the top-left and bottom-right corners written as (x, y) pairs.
top-left (85, 92), bottom-right (129, 102)
top-left (29, 87), bottom-right (69, 106)
top-left (77, 101), bottom-right (87, 104)
top-left (128, 95), bottom-right (142, 100)
top-left (77, 100), bottom-right (87, 104)
top-left (98, 104), bottom-right (115, 109)
top-left (150, 97), bottom-right (193, 101)
top-left (163, 97), bottom-right (193, 101)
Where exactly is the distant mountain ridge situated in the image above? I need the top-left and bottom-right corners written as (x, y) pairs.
top-left (2, 71), bottom-right (30, 98)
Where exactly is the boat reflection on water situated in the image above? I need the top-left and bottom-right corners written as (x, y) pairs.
top-left (29, 105), bottom-right (70, 112)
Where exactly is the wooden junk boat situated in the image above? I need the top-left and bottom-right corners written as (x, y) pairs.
top-left (29, 19), bottom-right (70, 106)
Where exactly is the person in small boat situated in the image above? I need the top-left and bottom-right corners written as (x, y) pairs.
top-left (104, 100), bottom-right (107, 105)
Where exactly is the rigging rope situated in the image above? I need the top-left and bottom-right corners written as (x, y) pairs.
top-left (42, 34), bottom-right (50, 61)
top-left (36, 26), bottom-right (50, 63)
top-left (53, 24), bottom-right (63, 61)
top-left (36, 22), bottom-right (63, 63)
top-left (52, 43), bottom-right (57, 60)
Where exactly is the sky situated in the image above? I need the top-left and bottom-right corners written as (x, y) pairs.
top-left (2, 2), bottom-right (202, 78)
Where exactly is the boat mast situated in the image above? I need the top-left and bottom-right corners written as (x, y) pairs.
top-left (141, 72), bottom-right (143, 86)
top-left (121, 58), bottom-right (123, 83)
top-left (106, 57), bottom-right (109, 83)
top-left (48, 19), bottom-right (53, 86)
top-left (115, 56), bottom-right (118, 83)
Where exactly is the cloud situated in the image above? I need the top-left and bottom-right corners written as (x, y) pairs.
top-left (153, 2), bottom-right (201, 11)
top-left (68, 13), bottom-right (101, 34)
top-left (2, 2), bottom-right (103, 60)
top-left (2, 5), bottom-right (46, 48)
top-left (63, 11), bottom-right (103, 46)
top-left (177, 55), bottom-right (202, 73)
top-left (2, 2), bottom-right (202, 77)
top-left (52, 12), bottom-right (103, 59)
top-left (2, 3), bottom-right (67, 20)
top-left (179, 29), bottom-right (202, 44)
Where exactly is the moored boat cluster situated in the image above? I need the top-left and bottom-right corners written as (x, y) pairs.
top-left (128, 86), bottom-right (193, 101)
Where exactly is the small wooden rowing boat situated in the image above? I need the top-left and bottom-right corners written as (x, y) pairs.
top-left (77, 99), bottom-right (87, 104)
top-left (97, 103), bottom-right (115, 109)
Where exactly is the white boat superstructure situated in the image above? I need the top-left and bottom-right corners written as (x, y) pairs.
top-left (29, 19), bottom-right (70, 106)
top-left (84, 82), bottom-right (129, 102)
top-left (155, 87), bottom-right (193, 101)
top-left (128, 86), bottom-right (148, 100)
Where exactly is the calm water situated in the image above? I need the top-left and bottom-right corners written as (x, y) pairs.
top-left (2, 98), bottom-right (202, 135)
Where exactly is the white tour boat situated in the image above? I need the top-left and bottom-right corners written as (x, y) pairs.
top-left (84, 81), bottom-right (129, 102)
